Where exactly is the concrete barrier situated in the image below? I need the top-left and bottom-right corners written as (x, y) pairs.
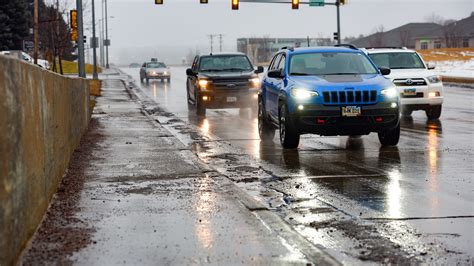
top-left (0, 55), bottom-right (90, 265)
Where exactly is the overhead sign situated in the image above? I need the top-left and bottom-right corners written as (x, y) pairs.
top-left (70, 10), bottom-right (78, 41)
top-left (310, 0), bottom-right (324, 6)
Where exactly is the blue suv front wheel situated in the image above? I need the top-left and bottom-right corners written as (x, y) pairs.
top-left (279, 103), bottom-right (300, 149)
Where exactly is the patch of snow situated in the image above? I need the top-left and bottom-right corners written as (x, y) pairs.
top-left (430, 59), bottom-right (474, 78)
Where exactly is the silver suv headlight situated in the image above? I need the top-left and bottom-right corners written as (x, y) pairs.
top-left (427, 75), bottom-right (441, 84)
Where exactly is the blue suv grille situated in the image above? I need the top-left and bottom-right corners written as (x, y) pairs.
top-left (322, 90), bottom-right (377, 105)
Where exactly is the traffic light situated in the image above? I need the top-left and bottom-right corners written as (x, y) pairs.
top-left (232, 0), bottom-right (239, 10)
top-left (70, 10), bottom-right (78, 41)
top-left (155, 0), bottom-right (163, 4)
top-left (333, 32), bottom-right (339, 41)
top-left (200, 0), bottom-right (208, 3)
top-left (292, 0), bottom-right (299, 9)
top-left (340, 0), bottom-right (347, 4)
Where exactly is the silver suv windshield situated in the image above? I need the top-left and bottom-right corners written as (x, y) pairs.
top-left (368, 52), bottom-right (425, 69)
top-left (289, 52), bottom-right (378, 76)
top-left (199, 55), bottom-right (253, 72)
top-left (147, 62), bottom-right (166, 68)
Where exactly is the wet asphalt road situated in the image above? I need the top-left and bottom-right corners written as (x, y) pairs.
top-left (122, 66), bottom-right (473, 263)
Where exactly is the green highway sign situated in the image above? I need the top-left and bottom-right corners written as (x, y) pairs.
top-left (310, 0), bottom-right (324, 6)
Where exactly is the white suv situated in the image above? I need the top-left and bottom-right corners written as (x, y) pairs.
top-left (363, 48), bottom-right (443, 119)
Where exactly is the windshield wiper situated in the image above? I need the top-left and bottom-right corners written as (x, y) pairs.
top-left (290, 72), bottom-right (310, 76)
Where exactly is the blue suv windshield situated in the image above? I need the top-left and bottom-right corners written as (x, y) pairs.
top-left (289, 52), bottom-right (378, 76)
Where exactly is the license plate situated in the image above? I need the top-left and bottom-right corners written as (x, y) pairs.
top-left (341, 106), bottom-right (361, 117)
top-left (226, 96), bottom-right (237, 102)
top-left (403, 88), bottom-right (416, 96)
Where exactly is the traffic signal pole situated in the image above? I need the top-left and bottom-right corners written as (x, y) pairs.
top-left (336, 0), bottom-right (341, 44)
top-left (76, 0), bottom-right (86, 77)
top-left (105, 0), bottom-right (110, 68)
top-left (238, 0), bottom-right (344, 44)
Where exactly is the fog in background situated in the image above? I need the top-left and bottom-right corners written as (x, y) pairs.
top-left (87, 0), bottom-right (473, 65)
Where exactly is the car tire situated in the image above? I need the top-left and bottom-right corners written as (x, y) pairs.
top-left (196, 92), bottom-right (206, 116)
top-left (402, 109), bottom-right (412, 117)
top-left (279, 103), bottom-right (300, 149)
top-left (426, 105), bottom-right (442, 120)
top-left (258, 100), bottom-right (275, 141)
top-left (378, 123), bottom-right (400, 146)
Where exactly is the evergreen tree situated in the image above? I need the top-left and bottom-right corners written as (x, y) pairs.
top-left (0, 0), bottom-right (30, 50)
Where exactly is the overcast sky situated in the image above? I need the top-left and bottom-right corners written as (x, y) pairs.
top-left (83, 0), bottom-right (473, 64)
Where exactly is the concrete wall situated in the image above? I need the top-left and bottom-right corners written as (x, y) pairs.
top-left (0, 55), bottom-right (90, 265)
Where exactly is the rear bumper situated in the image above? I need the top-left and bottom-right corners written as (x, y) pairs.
top-left (290, 102), bottom-right (400, 136)
top-left (200, 89), bottom-right (258, 109)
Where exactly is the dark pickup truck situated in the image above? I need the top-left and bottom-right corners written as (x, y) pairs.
top-left (186, 52), bottom-right (263, 116)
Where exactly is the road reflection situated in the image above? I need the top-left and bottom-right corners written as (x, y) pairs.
top-left (193, 173), bottom-right (215, 250)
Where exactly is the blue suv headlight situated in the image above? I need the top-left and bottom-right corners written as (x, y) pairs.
top-left (381, 86), bottom-right (398, 98)
top-left (291, 88), bottom-right (319, 100)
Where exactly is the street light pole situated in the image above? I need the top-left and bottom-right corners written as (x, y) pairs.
top-left (76, 0), bottom-right (86, 77)
top-left (105, 0), bottom-right (110, 68)
top-left (92, 0), bottom-right (98, 79)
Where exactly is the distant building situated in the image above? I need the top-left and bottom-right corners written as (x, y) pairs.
top-left (414, 14), bottom-right (474, 50)
top-left (351, 13), bottom-right (474, 50)
top-left (237, 37), bottom-right (333, 64)
top-left (351, 23), bottom-right (443, 49)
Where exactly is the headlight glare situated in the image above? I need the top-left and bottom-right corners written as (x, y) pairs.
top-left (427, 75), bottom-right (441, 83)
top-left (249, 77), bottom-right (260, 88)
top-left (198, 79), bottom-right (209, 88)
top-left (291, 88), bottom-right (318, 100)
top-left (381, 87), bottom-right (398, 98)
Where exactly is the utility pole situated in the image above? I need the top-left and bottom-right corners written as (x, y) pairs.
top-left (336, 0), bottom-right (341, 44)
top-left (92, 0), bottom-right (98, 79)
top-left (105, 0), bottom-right (110, 68)
top-left (208, 34), bottom-right (214, 53)
top-left (77, 0), bottom-right (86, 77)
top-left (33, 0), bottom-right (38, 64)
top-left (218, 34), bottom-right (223, 52)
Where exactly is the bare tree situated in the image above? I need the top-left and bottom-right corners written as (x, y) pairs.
top-left (424, 13), bottom-right (445, 25)
top-left (369, 25), bottom-right (385, 47)
top-left (399, 30), bottom-right (411, 47)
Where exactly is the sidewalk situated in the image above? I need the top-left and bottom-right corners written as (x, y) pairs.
top-left (21, 79), bottom-right (314, 265)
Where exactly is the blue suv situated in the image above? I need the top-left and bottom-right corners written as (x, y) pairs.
top-left (258, 45), bottom-right (400, 149)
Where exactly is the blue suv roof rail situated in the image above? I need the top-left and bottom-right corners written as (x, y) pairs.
top-left (280, 46), bottom-right (294, 51)
top-left (334, 44), bottom-right (358, 50)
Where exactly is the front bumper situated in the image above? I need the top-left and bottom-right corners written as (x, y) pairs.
top-left (290, 102), bottom-right (400, 136)
top-left (398, 83), bottom-right (443, 108)
top-left (146, 73), bottom-right (170, 79)
top-left (200, 89), bottom-right (258, 109)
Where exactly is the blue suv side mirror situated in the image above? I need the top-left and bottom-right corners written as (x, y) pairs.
top-left (268, 69), bottom-right (284, 79)
top-left (379, 67), bottom-right (391, 76)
